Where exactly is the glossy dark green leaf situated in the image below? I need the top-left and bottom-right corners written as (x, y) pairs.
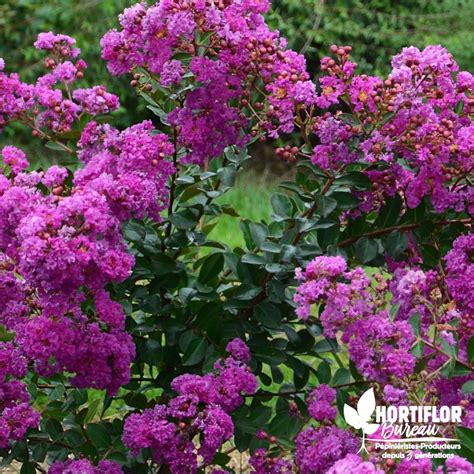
top-left (354, 237), bottom-right (378, 263)
top-left (199, 252), bottom-right (224, 283)
top-left (86, 423), bottom-right (111, 450)
top-left (317, 360), bottom-right (331, 384)
top-left (375, 195), bottom-right (402, 227)
top-left (271, 193), bottom-right (293, 217)
top-left (182, 337), bottom-right (208, 366)
top-left (316, 195), bottom-right (337, 218)
top-left (386, 230), bottom-right (409, 258)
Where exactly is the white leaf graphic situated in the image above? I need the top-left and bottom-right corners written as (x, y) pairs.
top-left (344, 404), bottom-right (361, 429)
top-left (357, 388), bottom-right (376, 423)
top-left (362, 423), bottom-right (379, 435)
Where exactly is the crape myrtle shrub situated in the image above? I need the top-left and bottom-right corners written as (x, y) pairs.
top-left (2, 0), bottom-right (473, 159)
top-left (0, 0), bottom-right (473, 473)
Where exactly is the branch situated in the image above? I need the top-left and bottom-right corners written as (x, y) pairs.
top-left (162, 128), bottom-right (179, 252)
top-left (337, 218), bottom-right (473, 248)
top-left (245, 380), bottom-right (375, 398)
top-left (421, 338), bottom-right (473, 371)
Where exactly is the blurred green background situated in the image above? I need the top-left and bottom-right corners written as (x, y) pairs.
top-left (1, 0), bottom-right (473, 245)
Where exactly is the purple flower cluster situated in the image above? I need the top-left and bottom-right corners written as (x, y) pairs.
top-left (295, 249), bottom-right (474, 434)
top-left (76, 120), bottom-right (175, 221)
top-left (122, 339), bottom-right (257, 473)
top-left (306, 384), bottom-right (337, 422)
top-left (101, 0), bottom-right (316, 164)
top-left (0, 146), bottom-right (29, 174)
top-left (34, 32), bottom-right (80, 58)
top-left (49, 459), bottom-right (123, 474)
top-left (311, 44), bottom-right (474, 215)
top-left (0, 32), bottom-right (118, 134)
top-left (1, 116), bottom-right (175, 396)
top-left (294, 256), bottom-right (415, 381)
top-left (295, 426), bottom-right (359, 474)
top-left (445, 233), bottom-right (474, 314)
top-left (328, 454), bottom-right (384, 474)
top-left (250, 449), bottom-right (293, 473)
top-left (0, 342), bottom-right (39, 449)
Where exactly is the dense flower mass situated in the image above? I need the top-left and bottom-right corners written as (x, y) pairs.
top-left (122, 339), bottom-right (257, 473)
top-left (295, 250), bottom-right (474, 432)
top-left (250, 449), bottom-right (293, 473)
top-left (0, 343), bottom-right (39, 449)
top-left (49, 459), bottom-right (123, 474)
top-left (100, 0), bottom-right (316, 164)
top-left (328, 454), bottom-right (384, 474)
top-left (306, 384), bottom-right (337, 422)
top-left (311, 44), bottom-right (474, 215)
top-left (294, 256), bottom-right (416, 381)
top-left (0, 120), bottom-right (173, 393)
top-left (445, 232), bottom-right (474, 314)
top-left (0, 32), bottom-right (176, 397)
top-left (0, 128), bottom-right (173, 393)
top-left (295, 426), bottom-right (359, 473)
top-left (0, 32), bottom-right (118, 135)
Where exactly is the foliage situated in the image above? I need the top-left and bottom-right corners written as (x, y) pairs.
top-left (269, 0), bottom-right (474, 75)
top-left (0, 1), bottom-right (473, 473)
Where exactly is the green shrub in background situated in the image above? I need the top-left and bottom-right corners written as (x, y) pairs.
top-left (269, 0), bottom-right (474, 76)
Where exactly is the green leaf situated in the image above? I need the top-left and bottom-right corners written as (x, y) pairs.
top-left (199, 252), bottom-right (224, 283)
top-left (86, 423), bottom-right (111, 450)
top-left (333, 368), bottom-right (351, 386)
top-left (386, 230), bottom-right (409, 258)
top-left (468, 337), bottom-right (474, 364)
top-left (241, 253), bottom-right (266, 265)
top-left (390, 303), bottom-right (400, 321)
top-left (170, 210), bottom-right (199, 229)
top-left (462, 381), bottom-right (474, 394)
top-left (271, 193), bottom-right (293, 217)
top-left (316, 196), bottom-right (337, 218)
top-left (253, 347), bottom-right (286, 365)
top-left (45, 141), bottom-right (70, 152)
top-left (83, 398), bottom-right (101, 425)
top-left (456, 426), bottom-right (474, 459)
top-left (375, 196), bottom-right (402, 227)
top-left (332, 192), bottom-right (360, 210)
top-left (254, 303), bottom-right (282, 330)
top-left (355, 237), bottom-right (378, 263)
top-left (314, 339), bottom-right (335, 353)
top-left (218, 165), bottom-right (237, 187)
top-left (20, 463), bottom-right (36, 474)
top-left (45, 418), bottom-right (63, 441)
top-left (182, 338), bottom-right (208, 366)
top-left (335, 172), bottom-right (371, 190)
top-left (317, 361), bottom-right (331, 384)
top-left (409, 313), bottom-right (421, 337)
top-left (452, 362), bottom-right (472, 377)
top-left (249, 223), bottom-right (268, 249)
top-left (455, 100), bottom-right (465, 114)
top-left (411, 340), bottom-right (425, 358)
